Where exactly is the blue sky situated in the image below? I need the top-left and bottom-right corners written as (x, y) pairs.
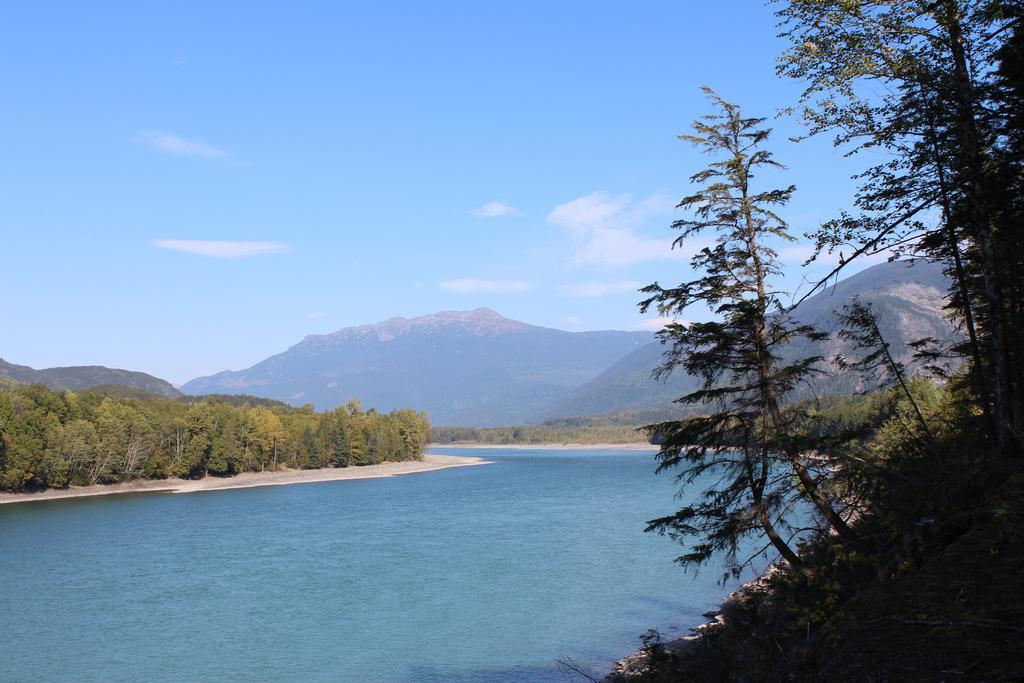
top-left (1, 2), bottom-right (879, 385)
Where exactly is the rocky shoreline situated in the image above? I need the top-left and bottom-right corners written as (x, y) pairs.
top-left (604, 566), bottom-right (782, 681)
top-left (429, 442), bottom-right (657, 451)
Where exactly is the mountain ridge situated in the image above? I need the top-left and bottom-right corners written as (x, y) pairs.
top-left (549, 259), bottom-right (955, 418)
top-left (183, 260), bottom-right (955, 425)
top-left (183, 309), bottom-right (653, 425)
top-left (300, 307), bottom-right (537, 345)
top-left (0, 358), bottom-right (182, 399)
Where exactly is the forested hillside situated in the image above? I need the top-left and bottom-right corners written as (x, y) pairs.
top-left (550, 259), bottom-right (954, 418)
top-left (0, 384), bottom-right (429, 492)
top-left (0, 357), bottom-right (181, 399)
top-left (182, 308), bottom-right (652, 425)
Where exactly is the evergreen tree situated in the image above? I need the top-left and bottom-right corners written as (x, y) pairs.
top-left (329, 416), bottom-right (351, 467)
top-left (640, 89), bottom-right (851, 576)
top-left (776, 0), bottom-right (1024, 453)
top-left (299, 425), bottom-right (320, 469)
top-left (836, 296), bottom-right (933, 438)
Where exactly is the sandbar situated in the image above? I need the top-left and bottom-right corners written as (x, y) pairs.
top-left (0, 454), bottom-right (489, 505)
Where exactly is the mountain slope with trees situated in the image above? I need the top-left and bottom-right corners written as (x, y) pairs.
top-left (183, 272), bottom-right (954, 427)
top-left (550, 259), bottom-right (954, 418)
top-left (183, 308), bottom-right (653, 426)
top-left (0, 358), bottom-right (181, 399)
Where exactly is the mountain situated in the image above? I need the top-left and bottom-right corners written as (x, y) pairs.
top-left (544, 342), bottom-right (687, 419)
top-left (0, 358), bottom-right (182, 399)
top-left (182, 308), bottom-right (653, 426)
top-left (787, 257), bottom-right (955, 394)
top-left (548, 259), bottom-right (955, 418)
top-left (182, 261), bottom-right (954, 426)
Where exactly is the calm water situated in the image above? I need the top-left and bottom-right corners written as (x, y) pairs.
top-left (0, 448), bottom-right (743, 682)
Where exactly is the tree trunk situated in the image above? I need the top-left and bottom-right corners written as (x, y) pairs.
top-left (921, 80), bottom-right (995, 439)
top-left (937, 0), bottom-right (1016, 454)
top-left (739, 161), bottom-right (858, 542)
top-left (745, 448), bottom-right (807, 573)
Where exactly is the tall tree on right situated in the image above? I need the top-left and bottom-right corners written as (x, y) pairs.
top-left (641, 89), bottom-right (854, 577)
top-left (775, 0), bottom-right (1024, 454)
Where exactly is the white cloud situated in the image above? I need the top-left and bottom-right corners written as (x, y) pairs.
top-left (144, 132), bottom-right (226, 159)
top-left (633, 316), bottom-right (689, 332)
top-left (547, 192), bottom-right (687, 269)
top-left (472, 200), bottom-right (522, 218)
top-left (309, 311), bottom-right (328, 320)
top-left (561, 315), bottom-right (585, 326)
top-left (547, 193), bottom-right (633, 237)
top-left (154, 240), bottom-right (290, 258)
top-left (439, 278), bottom-right (532, 294)
top-left (560, 280), bottom-right (642, 297)
top-left (571, 228), bottom-right (675, 269)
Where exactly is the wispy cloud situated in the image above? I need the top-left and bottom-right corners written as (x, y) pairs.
top-left (548, 193), bottom-right (632, 237)
top-left (547, 192), bottom-right (687, 269)
top-left (633, 316), bottom-right (689, 332)
top-left (143, 132), bottom-right (226, 159)
top-left (561, 315), bottom-right (584, 327)
top-left (472, 200), bottom-right (522, 218)
top-left (439, 278), bottom-right (532, 294)
top-left (778, 243), bottom-right (849, 268)
top-left (309, 311), bottom-right (328, 320)
top-left (154, 240), bottom-right (289, 258)
top-left (560, 280), bottom-right (642, 297)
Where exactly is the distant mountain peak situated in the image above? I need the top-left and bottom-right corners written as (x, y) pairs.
top-left (186, 310), bottom-right (652, 424)
top-left (442, 306), bottom-right (502, 319)
top-left (306, 308), bottom-right (534, 345)
top-left (183, 259), bottom-right (955, 425)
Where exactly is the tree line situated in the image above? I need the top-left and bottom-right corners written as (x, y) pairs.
top-left (0, 384), bottom-right (429, 492)
top-left (429, 408), bottom-right (684, 445)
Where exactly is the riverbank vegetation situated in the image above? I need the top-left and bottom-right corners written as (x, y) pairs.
top-left (430, 395), bottom-right (911, 449)
top-left (613, 1), bottom-right (1024, 679)
top-left (0, 384), bottom-right (429, 492)
top-left (430, 409), bottom-right (677, 445)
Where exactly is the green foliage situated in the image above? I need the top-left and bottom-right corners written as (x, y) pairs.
top-left (429, 410), bottom-right (662, 445)
top-left (0, 383), bottom-right (429, 492)
top-left (647, 383), bottom-right (1022, 680)
top-left (429, 425), bottom-right (649, 445)
top-left (638, 88), bottom-right (854, 576)
top-left (777, 0), bottom-right (1024, 453)
top-left (180, 393), bottom-right (299, 410)
top-left (622, 2), bottom-right (1024, 679)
